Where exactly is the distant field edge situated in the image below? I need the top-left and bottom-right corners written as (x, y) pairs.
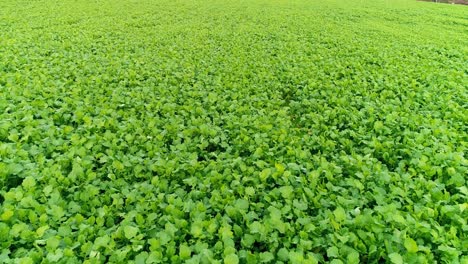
top-left (418, 0), bottom-right (468, 5)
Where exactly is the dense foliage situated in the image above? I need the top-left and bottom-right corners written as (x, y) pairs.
top-left (0, 0), bottom-right (467, 263)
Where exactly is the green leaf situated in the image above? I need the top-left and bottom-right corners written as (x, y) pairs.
top-left (135, 252), bottom-right (148, 264)
top-left (389, 253), bottom-right (403, 264)
top-left (95, 235), bottom-right (110, 248)
top-left (22, 176), bottom-right (36, 189)
top-left (275, 163), bottom-right (285, 174)
top-left (333, 207), bottom-right (346, 222)
top-left (306, 253), bottom-right (319, 264)
top-left (18, 257), bottom-right (34, 264)
top-left (224, 253), bottom-right (239, 264)
top-left (46, 236), bottom-right (61, 250)
top-left (327, 246), bottom-right (339, 258)
top-left (47, 249), bottom-right (63, 262)
top-left (404, 238), bottom-right (418, 253)
top-left (249, 221), bottom-right (264, 234)
top-left (392, 214), bottom-right (406, 224)
top-left (279, 186), bottom-right (294, 199)
top-left (374, 121), bottom-right (384, 131)
top-left (347, 251), bottom-right (360, 264)
top-left (259, 252), bottom-right (274, 262)
top-left (289, 251), bottom-right (304, 264)
top-left (242, 234), bottom-right (255, 247)
top-left (112, 160), bottom-right (124, 171)
top-left (36, 225), bottom-right (49, 237)
top-left (158, 231), bottom-right (171, 245)
top-left (1, 209), bottom-right (14, 221)
top-left (259, 168), bottom-right (272, 182)
top-left (235, 199), bottom-right (249, 211)
top-left (191, 223), bottom-right (203, 238)
top-left (277, 248), bottom-right (289, 261)
top-left (123, 226), bottom-right (139, 240)
top-left (180, 244), bottom-right (192, 259)
top-left (0, 223), bottom-right (10, 240)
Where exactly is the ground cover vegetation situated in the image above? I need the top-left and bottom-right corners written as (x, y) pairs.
top-left (0, 0), bottom-right (467, 263)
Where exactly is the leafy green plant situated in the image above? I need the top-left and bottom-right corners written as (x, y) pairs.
top-left (0, 0), bottom-right (466, 263)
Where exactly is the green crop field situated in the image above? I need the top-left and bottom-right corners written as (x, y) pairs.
top-left (0, 0), bottom-right (467, 263)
